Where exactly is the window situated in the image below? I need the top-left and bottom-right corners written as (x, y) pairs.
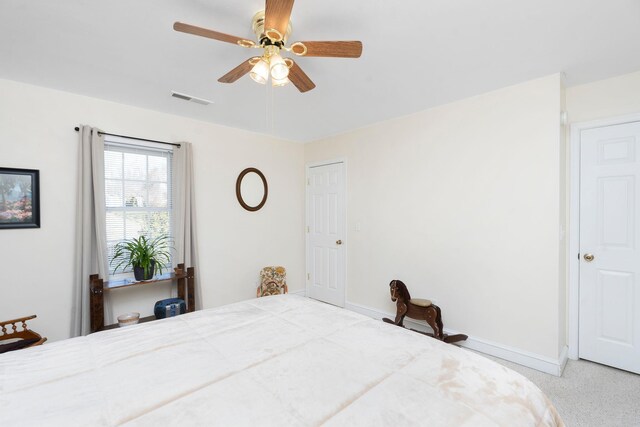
top-left (104, 139), bottom-right (173, 277)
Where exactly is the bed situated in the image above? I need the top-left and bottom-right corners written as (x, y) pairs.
top-left (0, 295), bottom-right (563, 426)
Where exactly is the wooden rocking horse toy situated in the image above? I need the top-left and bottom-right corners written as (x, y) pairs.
top-left (383, 280), bottom-right (468, 344)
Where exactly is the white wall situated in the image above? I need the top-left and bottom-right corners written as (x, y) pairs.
top-left (0, 78), bottom-right (305, 342)
top-left (3, 69), bottom-right (608, 360)
top-left (566, 70), bottom-right (640, 124)
top-left (305, 74), bottom-right (565, 360)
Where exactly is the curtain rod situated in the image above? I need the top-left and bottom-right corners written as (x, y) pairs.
top-left (74, 127), bottom-right (181, 148)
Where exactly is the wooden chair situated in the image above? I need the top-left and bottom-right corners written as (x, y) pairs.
top-left (257, 266), bottom-right (288, 297)
top-left (382, 280), bottom-right (467, 344)
top-left (0, 315), bottom-right (47, 354)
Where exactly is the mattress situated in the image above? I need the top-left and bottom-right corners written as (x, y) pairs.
top-left (0, 295), bottom-right (563, 426)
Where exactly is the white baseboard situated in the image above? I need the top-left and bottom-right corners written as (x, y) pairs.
top-left (289, 289), bottom-right (306, 297)
top-left (558, 345), bottom-right (569, 374)
top-left (344, 301), bottom-right (567, 377)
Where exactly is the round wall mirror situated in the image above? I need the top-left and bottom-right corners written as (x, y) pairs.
top-left (236, 168), bottom-right (268, 211)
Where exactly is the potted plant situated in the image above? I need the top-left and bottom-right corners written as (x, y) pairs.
top-left (111, 235), bottom-right (172, 281)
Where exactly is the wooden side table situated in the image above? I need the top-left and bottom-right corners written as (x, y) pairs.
top-left (89, 263), bottom-right (195, 333)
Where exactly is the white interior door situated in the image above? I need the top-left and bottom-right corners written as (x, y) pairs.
top-left (306, 162), bottom-right (346, 307)
top-left (579, 121), bottom-right (640, 374)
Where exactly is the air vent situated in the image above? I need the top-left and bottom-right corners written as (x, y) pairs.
top-left (171, 91), bottom-right (213, 106)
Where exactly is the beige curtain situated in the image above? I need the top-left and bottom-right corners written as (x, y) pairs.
top-left (173, 142), bottom-right (201, 309)
top-left (72, 126), bottom-right (108, 336)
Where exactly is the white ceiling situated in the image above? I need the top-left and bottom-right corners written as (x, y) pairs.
top-left (2, 0), bottom-right (640, 142)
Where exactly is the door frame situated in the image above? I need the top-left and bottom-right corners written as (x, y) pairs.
top-left (568, 112), bottom-right (640, 360)
top-left (305, 158), bottom-right (348, 307)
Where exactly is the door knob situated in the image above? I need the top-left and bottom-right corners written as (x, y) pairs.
top-left (583, 253), bottom-right (595, 262)
top-left (336, 240), bottom-right (342, 245)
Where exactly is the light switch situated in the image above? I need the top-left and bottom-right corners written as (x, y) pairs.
top-left (355, 222), bottom-right (361, 231)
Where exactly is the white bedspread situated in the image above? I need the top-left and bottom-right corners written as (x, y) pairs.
top-left (0, 295), bottom-right (563, 426)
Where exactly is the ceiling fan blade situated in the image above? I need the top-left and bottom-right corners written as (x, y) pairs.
top-left (218, 59), bottom-right (257, 83)
top-left (291, 41), bottom-right (363, 58)
top-left (173, 22), bottom-right (253, 46)
top-left (288, 60), bottom-right (316, 93)
top-left (264, 0), bottom-right (295, 40)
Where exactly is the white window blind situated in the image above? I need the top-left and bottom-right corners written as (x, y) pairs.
top-left (104, 140), bottom-right (173, 277)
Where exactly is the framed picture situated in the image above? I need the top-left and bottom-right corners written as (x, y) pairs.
top-left (0, 168), bottom-right (40, 229)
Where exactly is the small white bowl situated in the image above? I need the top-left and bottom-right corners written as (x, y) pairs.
top-left (117, 312), bottom-right (140, 327)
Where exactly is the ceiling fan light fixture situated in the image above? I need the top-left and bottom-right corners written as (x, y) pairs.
top-left (237, 39), bottom-right (256, 48)
top-left (272, 76), bottom-right (290, 87)
top-left (265, 28), bottom-right (284, 43)
top-left (249, 58), bottom-right (270, 84)
top-left (290, 42), bottom-right (307, 56)
top-left (269, 53), bottom-right (289, 80)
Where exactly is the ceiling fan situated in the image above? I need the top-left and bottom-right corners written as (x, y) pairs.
top-left (173, 0), bottom-right (363, 93)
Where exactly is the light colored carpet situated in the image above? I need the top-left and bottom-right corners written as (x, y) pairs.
top-left (468, 350), bottom-right (640, 427)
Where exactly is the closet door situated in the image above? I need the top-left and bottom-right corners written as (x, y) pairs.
top-left (579, 121), bottom-right (640, 374)
top-left (306, 162), bottom-right (346, 307)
